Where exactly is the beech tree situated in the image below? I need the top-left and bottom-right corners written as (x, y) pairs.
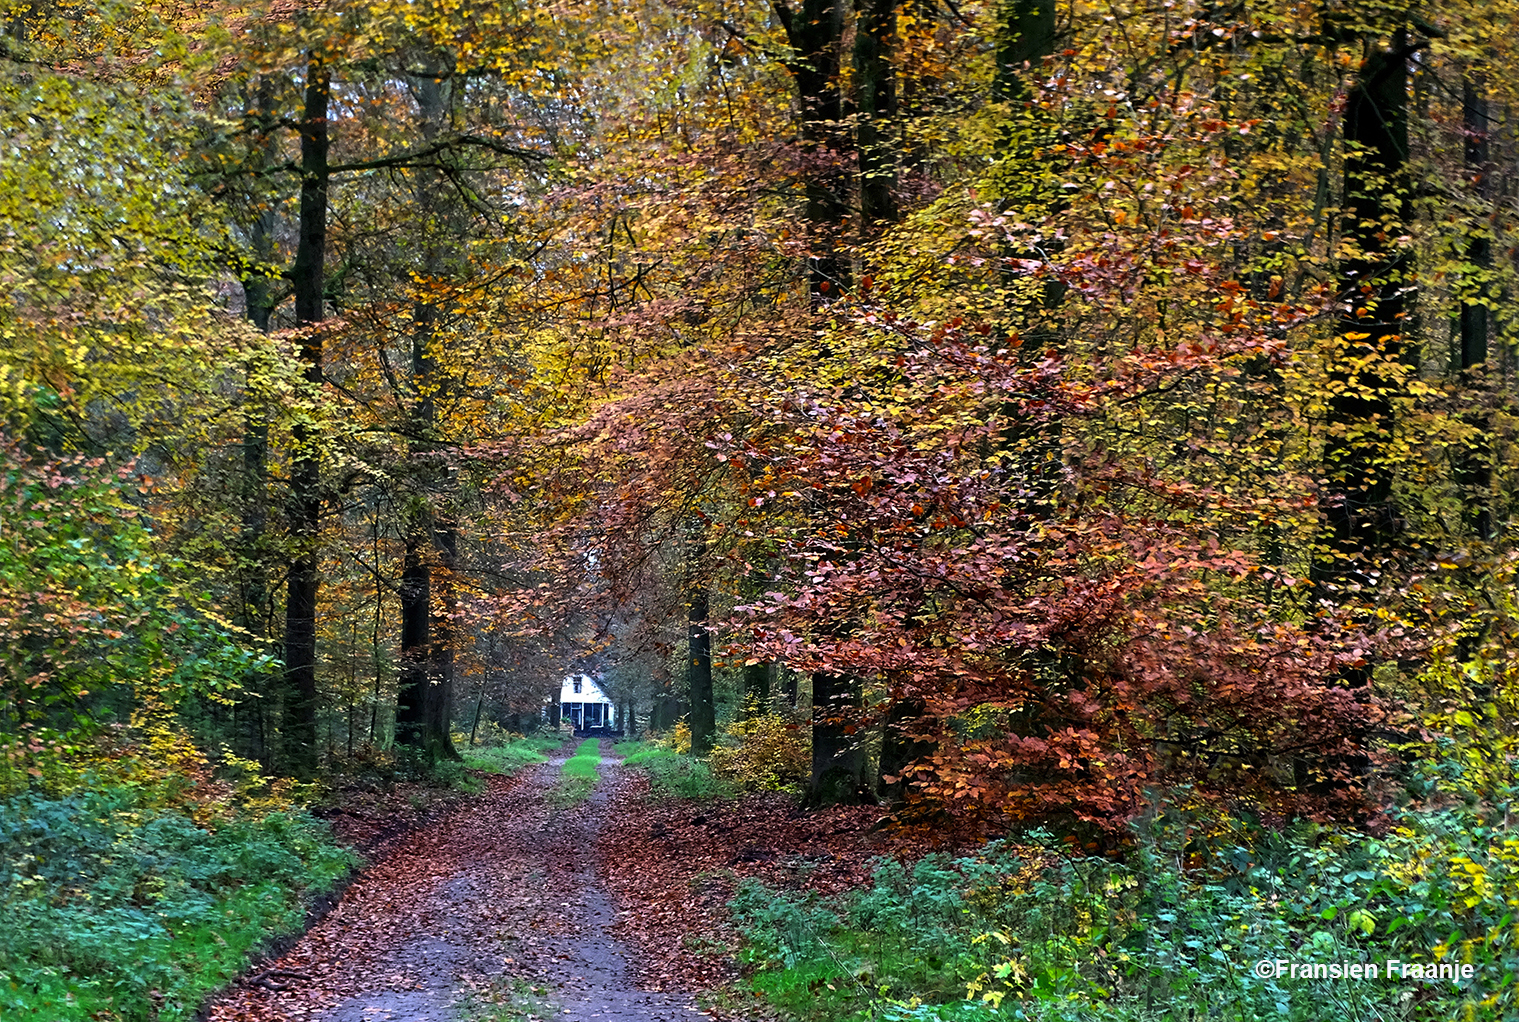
top-left (12, 0), bottom-right (1519, 839)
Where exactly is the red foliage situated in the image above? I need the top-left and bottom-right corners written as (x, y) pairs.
top-left (716, 304), bottom-right (1386, 831)
top-left (504, 111), bottom-right (1392, 836)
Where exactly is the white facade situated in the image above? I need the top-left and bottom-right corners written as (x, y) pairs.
top-left (559, 673), bottom-right (616, 728)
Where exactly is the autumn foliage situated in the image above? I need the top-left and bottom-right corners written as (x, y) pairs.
top-left (4, 0), bottom-right (1519, 881)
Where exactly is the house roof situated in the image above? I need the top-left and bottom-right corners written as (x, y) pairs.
top-left (559, 673), bottom-right (613, 704)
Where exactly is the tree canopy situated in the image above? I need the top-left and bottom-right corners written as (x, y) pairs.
top-left (3, 0), bottom-right (1519, 834)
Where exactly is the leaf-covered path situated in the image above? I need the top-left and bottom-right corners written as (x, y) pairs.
top-left (208, 745), bottom-right (709, 1022)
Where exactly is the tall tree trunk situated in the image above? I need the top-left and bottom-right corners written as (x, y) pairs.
top-left (876, 0), bottom-right (1059, 802)
top-left (1315, 36), bottom-right (1413, 594)
top-left (1456, 71), bottom-right (1492, 540)
top-left (393, 69), bottom-right (460, 764)
top-left (236, 76), bottom-right (277, 766)
top-left (778, 2), bottom-right (870, 803)
top-left (370, 512), bottom-right (384, 744)
top-left (992, 0), bottom-right (1062, 488)
top-left (395, 535), bottom-right (430, 748)
top-left (686, 522), bottom-right (716, 754)
top-left (776, 0), bottom-right (849, 298)
top-left (1301, 32), bottom-right (1414, 794)
top-left (283, 58), bottom-right (329, 776)
top-left (854, 0), bottom-right (898, 236)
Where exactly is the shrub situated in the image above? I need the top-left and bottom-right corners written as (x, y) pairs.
top-left (708, 710), bottom-right (810, 792)
top-left (729, 784), bottom-right (1519, 1022)
top-left (0, 779), bottom-right (356, 1021)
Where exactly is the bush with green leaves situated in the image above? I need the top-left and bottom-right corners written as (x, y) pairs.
top-left (0, 776), bottom-right (357, 1021)
top-left (730, 777), bottom-right (1519, 1022)
top-left (708, 709), bottom-right (810, 792)
top-left (0, 443), bottom-right (271, 791)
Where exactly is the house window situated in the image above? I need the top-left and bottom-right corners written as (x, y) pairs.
top-left (573, 678), bottom-right (583, 694)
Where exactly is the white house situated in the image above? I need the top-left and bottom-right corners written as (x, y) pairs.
top-left (559, 674), bottom-right (616, 729)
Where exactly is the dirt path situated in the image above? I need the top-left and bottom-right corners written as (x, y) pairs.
top-left (208, 744), bottom-right (709, 1022)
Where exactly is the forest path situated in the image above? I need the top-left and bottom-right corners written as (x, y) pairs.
top-left (207, 743), bottom-right (709, 1022)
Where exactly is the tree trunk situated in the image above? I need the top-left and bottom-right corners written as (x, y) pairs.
top-left (878, 694), bottom-right (932, 804)
top-left (427, 522), bottom-right (461, 760)
top-left (394, 523), bottom-right (459, 761)
top-left (370, 514), bottom-right (384, 744)
top-left (778, 3), bottom-right (868, 802)
top-left (853, 0), bottom-right (898, 236)
top-left (1315, 37), bottom-right (1413, 593)
top-left (776, 0), bottom-right (849, 299)
top-left (393, 69), bottom-right (460, 764)
top-left (782, 666), bottom-right (799, 709)
top-left (686, 522), bottom-right (716, 755)
top-left (395, 535), bottom-right (430, 749)
top-left (652, 693), bottom-right (684, 732)
top-left (1456, 71), bottom-right (1492, 540)
top-left (1302, 33), bottom-right (1414, 795)
top-left (470, 677), bottom-right (486, 746)
top-left (995, 0), bottom-right (1056, 105)
top-left (808, 668), bottom-right (864, 805)
top-left (742, 660), bottom-right (770, 715)
top-left (282, 57), bottom-right (329, 776)
top-left (235, 78), bottom-right (277, 766)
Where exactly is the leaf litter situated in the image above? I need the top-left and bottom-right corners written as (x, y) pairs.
top-left (208, 745), bottom-right (926, 1022)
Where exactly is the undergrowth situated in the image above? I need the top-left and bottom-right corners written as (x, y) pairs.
top-left (707, 707), bottom-right (810, 793)
top-left (619, 741), bottom-right (737, 800)
top-left (328, 730), bottom-right (564, 797)
top-left (730, 779), bottom-right (1519, 1022)
top-left (461, 733), bottom-right (563, 776)
top-left (0, 774), bottom-right (356, 1021)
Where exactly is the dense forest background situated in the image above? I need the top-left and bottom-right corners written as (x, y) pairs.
top-left (4, 0), bottom-right (1519, 1015)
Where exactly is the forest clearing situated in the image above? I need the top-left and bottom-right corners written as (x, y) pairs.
top-left (4, 0), bottom-right (1519, 1019)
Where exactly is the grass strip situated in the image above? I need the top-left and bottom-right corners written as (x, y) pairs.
top-left (550, 739), bottom-right (602, 807)
top-left (619, 742), bottom-right (736, 800)
top-left (461, 734), bottom-right (566, 776)
top-left (460, 975), bottom-right (558, 1022)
